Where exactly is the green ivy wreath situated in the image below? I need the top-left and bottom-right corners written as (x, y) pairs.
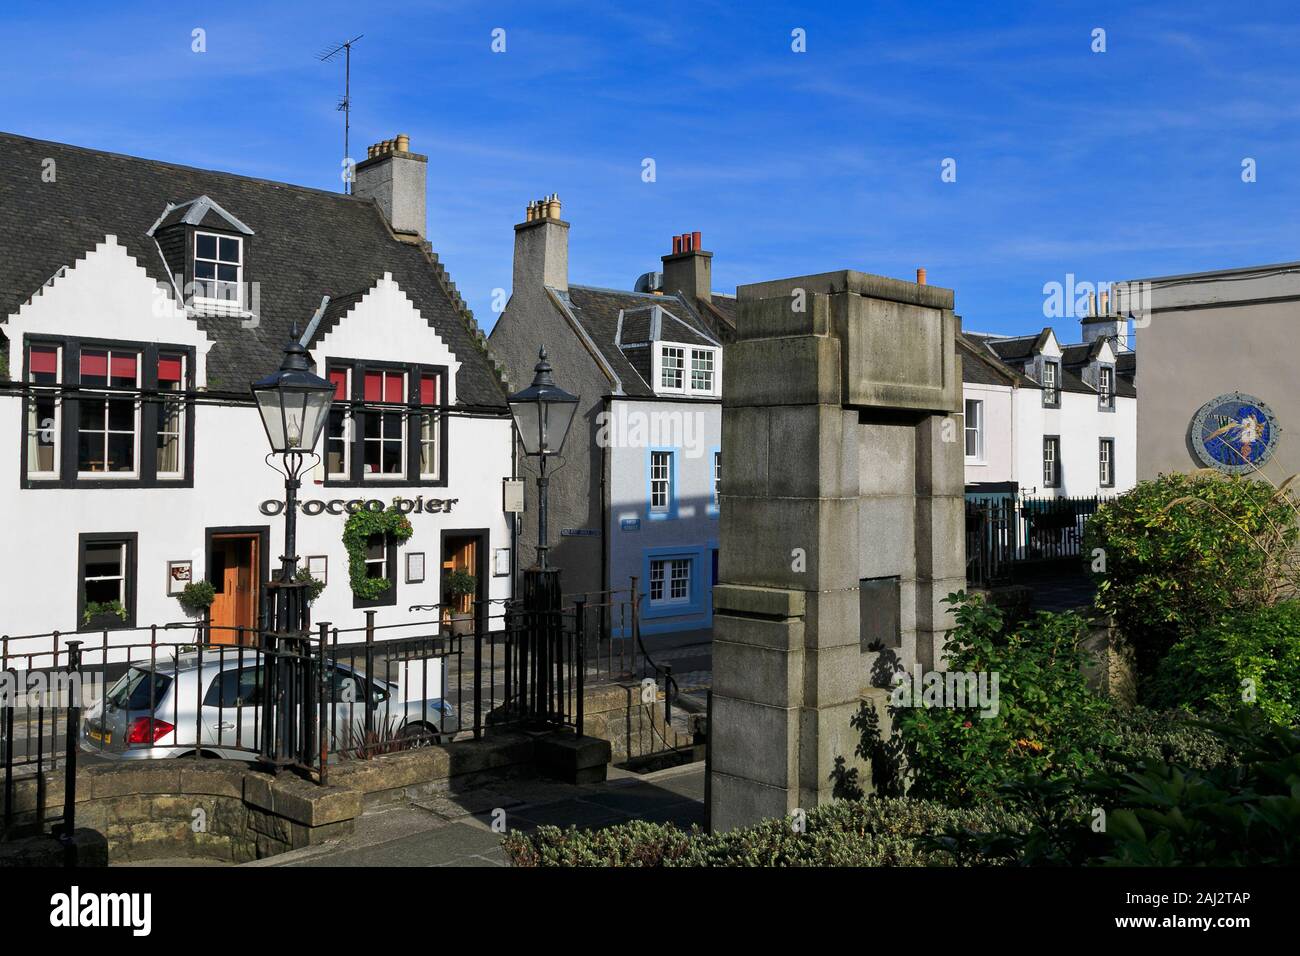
top-left (342, 502), bottom-right (415, 601)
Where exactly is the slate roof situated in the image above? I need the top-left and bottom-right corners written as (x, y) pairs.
top-left (966, 328), bottom-right (1137, 399)
top-left (551, 285), bottom-right (721, 398)
top-left (958, 334), bottom-right (1023, 387)
top-left (0, 132), bottom-right (508, 409)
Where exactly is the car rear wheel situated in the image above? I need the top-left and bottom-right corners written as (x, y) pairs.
top-left (398, 723), bottom-right (445, 748)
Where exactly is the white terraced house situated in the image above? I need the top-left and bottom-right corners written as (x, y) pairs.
top-left (0, 131), bottom-right (519, 643)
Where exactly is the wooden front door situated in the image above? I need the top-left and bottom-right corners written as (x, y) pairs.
top-left (440, 535), bottom-right (479, 624)
top-left (209, 534), bottom-right (260, 644)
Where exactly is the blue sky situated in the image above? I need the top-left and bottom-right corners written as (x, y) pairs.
top-left (3, 0), bottom-right (1298, 338)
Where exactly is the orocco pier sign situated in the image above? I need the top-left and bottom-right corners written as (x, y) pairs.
top-left (259, 496), bottom-right (460, 517)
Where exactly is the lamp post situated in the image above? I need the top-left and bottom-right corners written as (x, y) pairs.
top-left (251, 326), bottom-right (335, 768)
top-left (507, 347), bottom-right (579, 723)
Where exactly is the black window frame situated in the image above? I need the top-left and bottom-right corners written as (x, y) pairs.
top-left (20, 335), bottom-right (197, 489)
top-left (352, 532), bottom-right (399, 609)
top-left (76, 532), bottom-right (139, 632)
top-left (1043, 435), bottom-right (1062, 489)
top-left (322, 359), bottom-right (450, 489)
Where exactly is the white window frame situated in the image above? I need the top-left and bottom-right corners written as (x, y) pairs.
top-left (25, 343), bottom-right (62, 479)
top-left (1099, 438), bottom-right (1114, 487)
top-left (325, 367), bottom-right (352, 479)
top-left (964, 399), bottom-right (984, 462)
top-left (77, 347), bottom-right (141, 479)
top-left (193, 231), bottom-right (244, 308)
top-left (1098, 366), bottom-right (1114, 410)
top-left (650, 450), bottom-right (672, 512)
top-left (1041, 361), bottom-right (1059, 407)
top-left (689, 348), bottom-right (717, 395)
top-left (649, 557), bottom-right (692, 606)
top-left (419, 374), bottom-right (441, 480)
top-left (1043, 436), bottom-right (1060, 488)
top-left (83, 541), bottom-right (127, 606)
top-left (363, 369), bottom-right (407, 481)
top-left (363, 534), bottom-right (389, 580)
top-left (155, 353), bottom-right (186, 479)
top-left (659, 346), bottom-right (685, 392)
top-left (713, 450), bottom-right (722, 507)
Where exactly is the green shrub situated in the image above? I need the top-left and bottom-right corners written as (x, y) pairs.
top-left (875, 593), bottom-right (1113, 807)
top-left (1083, 472), bottom-right (1298, 681)
top-left (176, 579), bottom-right (216, 616)
top-left (1149, 601), bottom-right (1300, 727)
top-left (1098, 706), bottom-right (1236, 772)
top-left (938, 711), bottom-right (1300, 866)
top-left (503, 798), bottom-right (1032, 867)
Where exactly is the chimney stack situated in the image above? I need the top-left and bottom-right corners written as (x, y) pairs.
top-left (513, 194), bottom-right (569, 293)
top-left (354, 133), bottom-right (427, 241)
top-left (661, 231), bottom-right (713, 304)
top-left (916, 267), bottom-right (927, 285)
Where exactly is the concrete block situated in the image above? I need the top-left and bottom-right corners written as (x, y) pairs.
top-left (802, 587), bottom-right (862, 650)
top-left (709, 694), bottom-right (797, 789)
top-left (713, 612), bottom-right (804, 653)
top-left (708, 770), bottom-right (794, 833)
top-left (720, 495), bottom-right (860, 592)
top-left (721, 405), bottom-right (770, 497)
top-left (835, 296), bottom-right (960, 414)
top-left (713, 583), bottom-right (805, 620)
top-left (857, 494), bottom-right (917, 580)
top-left (915, 414), bottom-right (966, 497)
top-left (802, 643), bottom-right (871, 708)
top-left (797, 701), bottom-right (865, 798)
top-left (723, 335), bottom-right (842, 408)
top-left (738, 270), bottom-right (954, 312)
top-left (733, 291), bottom-right (832, 340)
top-left (856, 420), bottom-right (916, 496)
top-left (915, 495), bottom-right (968, 581)
top-left (767, 404), bottom-right (860, 499)
top-left (712, 638), bottom-right (802, 706)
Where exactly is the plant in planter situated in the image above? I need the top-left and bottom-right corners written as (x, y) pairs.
top-left (176, 579), bottom-right (217, 617)
top-left (342, 503), bottom-right (414, 601)
top-left (443, 568), bottom-right (478, 636)
top-left (83, 599), bottom-right (127, 628)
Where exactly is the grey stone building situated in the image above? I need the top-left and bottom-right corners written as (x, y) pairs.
top-left (489, 202), bottom-right (736, 632)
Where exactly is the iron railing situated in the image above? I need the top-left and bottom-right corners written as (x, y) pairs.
top-left (965, 494), bottom-right (1113, 587)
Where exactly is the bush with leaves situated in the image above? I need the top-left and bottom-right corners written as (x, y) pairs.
top-left (342, 504), bottom-right (414, 601)
top-left (871, 593), bottom-right (1114, 807)
top-left (503, 798), bottom-right (1032, 867)
top-left (1149, 600), bottom-right (1300, 727)
top-left (1083, 472), bottom-right (1298, 681)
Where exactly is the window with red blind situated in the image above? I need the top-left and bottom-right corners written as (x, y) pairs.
top-left (362, 369), bottom-right (406, 478)
top-left (156, 354), bottom-right (185, 475)
top-left (325, 367), bottom-right (351, 477)
top-left (78, 348), bottom-right (140, 475)
top-left (419, 374), bottom-right (440, 478)
top-left (320, 363), bottom-right (447, 484)
top-left (26, 344), bottom-right (61, 476)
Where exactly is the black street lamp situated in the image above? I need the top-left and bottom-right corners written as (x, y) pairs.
top-left (252, 331), bottom-right (335, 591)
top-left (506, 347), bottom-right (579, 726)
top-left (251, 326), bottom-right (334, 770)
top-left (507, 346), bottom-right (579, 569)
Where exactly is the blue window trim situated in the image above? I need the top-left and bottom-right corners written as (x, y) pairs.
top-left (641, 545), bottom-right (707, 620)
top-left (646, 447), bottom-right (678, 521)
top-left (707, 445), bottom-right (721, 517)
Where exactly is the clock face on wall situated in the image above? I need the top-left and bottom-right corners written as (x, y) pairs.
top-left (1190, 392), bottom-right (1280, 474)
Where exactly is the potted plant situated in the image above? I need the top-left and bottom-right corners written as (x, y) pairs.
top-left (295, 567), bottom-right (326, 605)
top-left (176, 579), bottom-right (217, 617)
top-left (83, 599), bottom-right (128, 630)
top-left (443, 568), bottom-right (478, 636)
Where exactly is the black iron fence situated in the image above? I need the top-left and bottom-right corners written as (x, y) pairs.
top-left (965, 494), bottom-right (1112, 587)
top-left (2, 580), bottom-right (662, 838)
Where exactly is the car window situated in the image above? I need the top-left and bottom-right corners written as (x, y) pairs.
top-left (203, 665), bottom-right (264, 708)
top-left (107, 667), bottom-right (173, 711)
top-left (326, 666), bottom-right (387, 704)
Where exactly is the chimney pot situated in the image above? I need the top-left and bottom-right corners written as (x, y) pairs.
top-left (916, 267), bottom-right (927, 285)
top-left (692, 231), bottom-right (701, 250)
top-left (395, 133), bottom-right (410, 153)
top-left (547, 196), bottom-right (561, 219)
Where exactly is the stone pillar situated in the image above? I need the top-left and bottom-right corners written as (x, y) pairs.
top-left (710, 271), bottom-right (963, 831)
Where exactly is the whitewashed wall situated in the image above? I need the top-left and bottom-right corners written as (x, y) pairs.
top-left (1, 237), bottom-right (513, 647)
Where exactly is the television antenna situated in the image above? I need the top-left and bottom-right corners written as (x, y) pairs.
top-left (318, 34), bottom-right (364, 194)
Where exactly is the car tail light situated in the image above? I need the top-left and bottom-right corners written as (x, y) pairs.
top-left (126, 717), bottom-right (174, 745)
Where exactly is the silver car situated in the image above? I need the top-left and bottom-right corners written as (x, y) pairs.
top-left (80, 650), bottom-right (455, 761)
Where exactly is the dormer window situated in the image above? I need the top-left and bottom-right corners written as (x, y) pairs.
top-left (1041, 360), bottom-right (1060, 407)
top-left (691, 349), bottom-right (715, 392)
top-left (1098, 366), bottom-right (1114, 410)
top-left (194, 232), bottom-right (243, 307)
top-left (660, 346), bottom-right (685, 390)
